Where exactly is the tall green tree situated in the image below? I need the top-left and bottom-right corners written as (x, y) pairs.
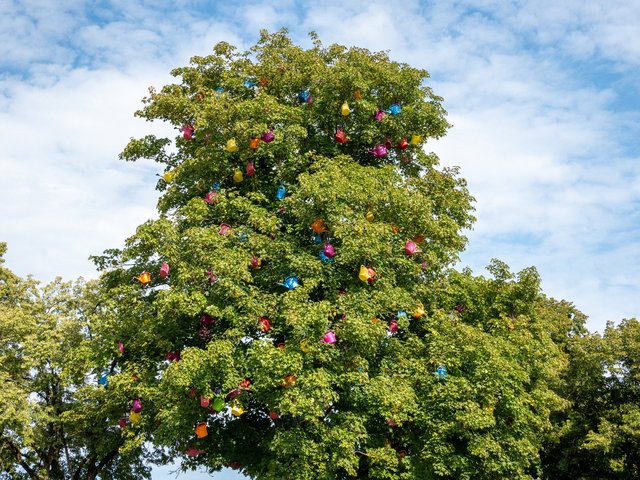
top-left (0, 243), bottom-right (151, 480)
top-left (92, 30), bottom-right (573, 479)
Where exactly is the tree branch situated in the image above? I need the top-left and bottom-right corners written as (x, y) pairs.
top-left (86, 445), bottom-right (120, 480)
top-left (1, 437), bottom-right (38, 479)
top-left (59, 420), bottom-right (72, 474)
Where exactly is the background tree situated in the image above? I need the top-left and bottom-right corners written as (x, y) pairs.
top-left (91, 30), bottom-right (576, 479)
top-left (541, 317), bottom-right (640, 479)
top-left (0, 243), bottom-right (151, 480)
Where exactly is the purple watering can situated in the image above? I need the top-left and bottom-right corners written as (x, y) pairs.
top-left (132, 399), bottom-right (143, 413)
top-left (261, 130), bottom-right (275, 143)
top-left (371, 144), bottom-right (387, 158)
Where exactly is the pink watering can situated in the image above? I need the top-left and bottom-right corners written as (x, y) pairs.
top-left (219, 223), bottom-right (231, 236)
top-left (204, 190), bottom-right (218, 204)
top-left (180, 124), bottom-right (194, 140)
top-left (159, 261), bottom-right (170, 278)
top-left (322, 331), bottom-right (337, 344)
top-left (367, 267), bottom-right (376, 282)
top-left (323, 243), bottom-right (335, 258)
top-left (132, 399), bottom-right (143, 413)
top-left (207, 271), bottom-right (219, 284)
top-left (404, 240), bottom-right (421, 255)
top-left (186, 448), bottom-right (204, 457)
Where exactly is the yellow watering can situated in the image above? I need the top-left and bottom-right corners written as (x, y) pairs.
top-left (226, 138), bottom-right (238, 153)
top-left (232, 404), bottom-right (245, 417)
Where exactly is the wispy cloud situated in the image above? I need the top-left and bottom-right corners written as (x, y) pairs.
top-left (284, 0), bottom-right (640, 329)
top-left (2, 0), bottom-right (638, 340)
top-left (0, 2), bottom-right (245, 286)
top-left (1, 66), bottom-right (168, 280)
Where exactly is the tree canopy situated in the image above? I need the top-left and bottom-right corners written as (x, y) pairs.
top-left (85, 30), bottom-right (594, 479)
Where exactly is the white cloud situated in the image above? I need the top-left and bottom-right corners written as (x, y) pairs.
top-left (289, 0), bottom-right (640, 331)
top-left (0, 65), bottom-right (173, 281)
top-left (234, 0), bottom-right (299, 34)
top-left (0, 7), bottom-right (248, 286)
top-left (432, 81), bottom-right (640, 332)
top-left (1, 0), bottom-right (638, 340)
top-left (0, 0), bottom-right (82, 66)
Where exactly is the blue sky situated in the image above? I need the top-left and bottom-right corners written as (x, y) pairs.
top-left (2, 1), bottom-right (639, 477)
